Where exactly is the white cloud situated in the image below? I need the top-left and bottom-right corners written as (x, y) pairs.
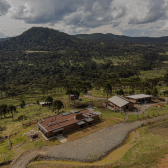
top-left (0, 0), bottom-right (168, 37)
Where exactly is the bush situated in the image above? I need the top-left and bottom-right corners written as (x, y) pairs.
top-left (0, 126), bottom-right (7, 131)
top-left (37, 99), bottom-right (39, 105)
top-left (145, 90), bottom-right (151, 95)
top-left (17, 115), bottom-right (27, 120)
top-left (141, 123), bottom-right (145, 127)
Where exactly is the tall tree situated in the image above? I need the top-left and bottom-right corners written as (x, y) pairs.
top-left (45, 96), bottom-right (53, 105)
top-left (0, 104), bottom-right (8, 118)
top-left (8, 105), bottom-right (16, 119)
top-left (52, 100), bottom-right (64, 114)
top-left (103, 83), bottom-right (112, 99)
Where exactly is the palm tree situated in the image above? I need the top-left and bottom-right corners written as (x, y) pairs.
top-left (8, 105), bottom-right (16, 120)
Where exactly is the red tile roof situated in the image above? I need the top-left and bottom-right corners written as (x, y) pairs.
top-left (38, 109), bottom-right (96, 132)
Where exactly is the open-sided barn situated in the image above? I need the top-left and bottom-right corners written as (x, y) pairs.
top-left (126, 94), bottom-right (153, 103)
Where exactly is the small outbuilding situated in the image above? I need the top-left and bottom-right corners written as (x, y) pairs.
top-left (69, 94), bottom-right (79, 100)
top-left (40, 102), bottom-right (52, 107)
top-left (126, 94), bottom-right (153, 104)
top-left (108, 95), bottom-right (134, 112)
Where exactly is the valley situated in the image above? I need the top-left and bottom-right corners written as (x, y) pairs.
top-left (1, 27), bottom-right (168, 168)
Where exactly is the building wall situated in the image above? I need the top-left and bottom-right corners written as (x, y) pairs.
top-left (127, 98), bottom-right (137, 103)
top-left (121, 102), bottom-right (134, 111)
top-left (69, 95), bottom-right (79, 100)
top-left (63, 123), bottom-right (77, 133)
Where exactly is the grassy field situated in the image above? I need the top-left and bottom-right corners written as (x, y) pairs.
top-left (128, 104), bottom-right (168, 122)
top-left (134, 68), bottom-right (167, 79)
top-left (27, 120), bottom-right (168, 168)
top-left (0, 126), bottom-right (61, 163)
top-left (0, 91), bottom-right (69, 106)
top-left (92, 57), bottom-right (128, 65)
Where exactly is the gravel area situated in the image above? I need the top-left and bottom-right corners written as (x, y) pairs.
top-left (47, 121), bottom-right (142, 162)
top-left (127, 103), bottom-right (157, 115)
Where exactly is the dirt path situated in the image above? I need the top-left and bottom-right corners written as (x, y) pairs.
top-left (158, 154), bottom-right (168, 168)
top-left (12, 115), bottom-right (168, 168)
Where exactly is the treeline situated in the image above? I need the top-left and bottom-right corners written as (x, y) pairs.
top-left (1, 73), bottom-right (168, 101)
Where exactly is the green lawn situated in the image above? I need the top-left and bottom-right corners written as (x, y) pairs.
top-left (117, 124), bottom-right (168, 168)
top-left (132, 68), bottom-right (167, 79)
top-left (128, 104), bottom-right (168, 122)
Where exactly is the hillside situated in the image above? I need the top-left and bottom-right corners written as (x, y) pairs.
top-left (73, 33), bottom-right (168, 44)
top-left (0, 27), bottom-right (168, 84)
top-left (0, 27), bottom-right (81, 51)
top-left (0, 37), bottom-right (10, 42)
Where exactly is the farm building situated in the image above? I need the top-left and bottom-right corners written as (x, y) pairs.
top-left (126, 94), bottom-right (153, 103)
top-left (69, 94), bottom-right (79, 100)
top-left (37, 109), bottom-right (102, 138)
top-left (108, 95), bottom-right (134, 112)
top-left (40, 102), bottom-right (52, 107)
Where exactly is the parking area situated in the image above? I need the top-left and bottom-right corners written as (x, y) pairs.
top-left (126, 102), bottom-right (157, 115)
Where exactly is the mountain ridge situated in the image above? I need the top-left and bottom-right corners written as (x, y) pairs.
top-left (72, 33), bottom-right (168, 44)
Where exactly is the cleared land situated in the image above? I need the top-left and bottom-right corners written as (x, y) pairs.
top-left (27, 119), bottom-right (168, 168)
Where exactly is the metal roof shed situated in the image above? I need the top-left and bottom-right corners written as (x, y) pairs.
top-left (108, 95), bottom-right (130, 108)
top-left (94, 111), bottom-right (102, 115)
top-left (85, 118), bottom-right (94, 122)
top-left (126, 94), bottom-right (153, 99)
top-left (77, 121), bottom-right (86, 126)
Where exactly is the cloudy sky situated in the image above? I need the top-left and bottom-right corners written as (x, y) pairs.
top-left (1, 0), bottom-right (168, 38)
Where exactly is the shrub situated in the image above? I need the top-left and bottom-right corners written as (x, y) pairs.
top-left (141, 123), bottom-right (145, 127)
top-left (37, 99), bottom-right (39, 105)
top-left (17, 115), bottom-right (27, 120)
top-left (0, 126), bottom-right (7, 131)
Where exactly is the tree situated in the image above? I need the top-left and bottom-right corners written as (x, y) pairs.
top-left (116, 89), bottom-right (124, 95)
top-left (45, 96), bottom-right (53, 105)
top-left (103, 83), bottom-right (112, 99)
top-left (7, 105), bottom-right (16, 119)
top-left (145, 89), bottom-right (151, 95)
top-left (152, 88), bottom-right (158, 96)
top-left (82, 87), bottom-right (88, 94)
top-left (52, 100), bottom-right (64, 114)
top-left (0, 104), bottom-right (8, 118)
top-left (37, 99), bottom-right (39, 105)
top-left (66, 89), bottom-right (73, 103)
top-left (20, 100), bottom-right (25, 108)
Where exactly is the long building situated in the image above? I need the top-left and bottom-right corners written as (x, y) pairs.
top-left (37, 109), bottom-right (102, 138)
top-left (126, 94), bottom-right (153, 103)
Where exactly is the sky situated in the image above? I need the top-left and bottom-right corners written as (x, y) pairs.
top-left (1, 0), bottom-right (168, 38)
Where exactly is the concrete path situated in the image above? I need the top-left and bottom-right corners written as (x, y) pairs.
top-left (11, 114), bottom-right (168, 168)
top-left (56, 135), bottom-right (67, 143)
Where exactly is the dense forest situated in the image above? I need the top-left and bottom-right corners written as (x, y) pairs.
top-left (0, 27), bottom-right (168, 91)
top-left (73, 33), bottom-right (168, 44)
